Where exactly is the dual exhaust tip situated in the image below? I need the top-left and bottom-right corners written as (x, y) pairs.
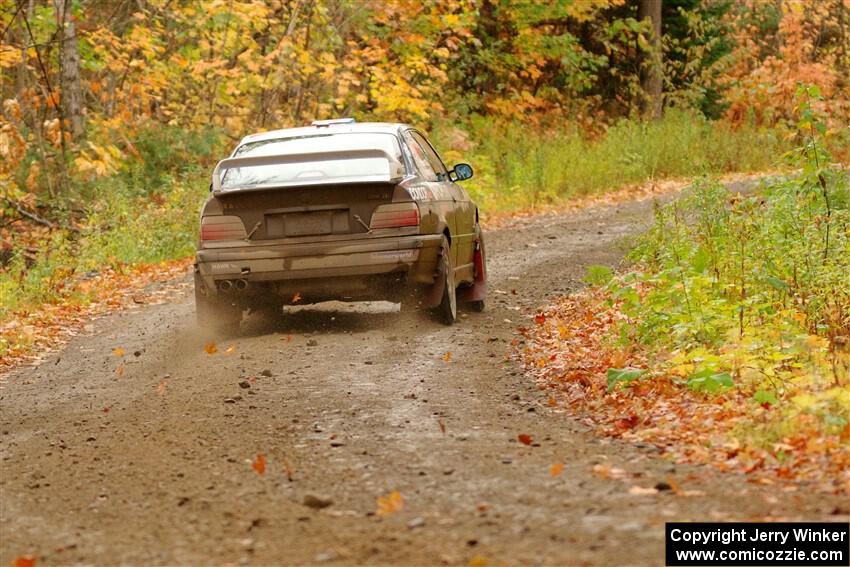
top-left (218, 279), bottom-right (249, 293)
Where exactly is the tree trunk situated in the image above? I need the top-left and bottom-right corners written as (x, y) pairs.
top-left (54, 0), bottom-right (85, 140)
top-left (839, 0), bottom-right (848, 80)
top-left (639, 0), bottom-right (663, 120)
top-left (16, 0), bottom-right (35, 99)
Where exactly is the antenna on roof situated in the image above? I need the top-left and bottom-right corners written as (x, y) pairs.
top-left (311, 118), bottom-right (356, 127)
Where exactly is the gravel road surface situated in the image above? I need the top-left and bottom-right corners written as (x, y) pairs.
top-left (1, 183), bottom-right (843, 566)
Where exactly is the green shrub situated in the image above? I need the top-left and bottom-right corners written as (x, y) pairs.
top-left (604, 120), bottom-right (849, 441)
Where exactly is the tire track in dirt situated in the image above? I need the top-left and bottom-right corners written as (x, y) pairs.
top-left (0, 184), bottom-right (843, 566)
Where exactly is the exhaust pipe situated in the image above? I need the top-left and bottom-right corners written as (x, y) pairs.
top-left (235, 279), bottom-right (248, 291)
top-left (219, 280), bottom-right (234, 293)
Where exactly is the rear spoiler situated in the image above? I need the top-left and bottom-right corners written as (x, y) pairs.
top-left (211, 149), bottom-right (405, 193)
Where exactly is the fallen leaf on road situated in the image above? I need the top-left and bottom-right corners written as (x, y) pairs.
top-left (550, 463), bottom-right (565, 476)
top-left (469, 556), bottom-right (489, 567)
top-left (614, 414), bottom-right (639, 431)
top-left (157, 381), bottom-right (167, 395)
top-left (628, 485), bottom-right (659, 495)
top-left (517, 433), bottom-right (533, 445)
top-left (291, 292), bottom-right (302, 304)
top-left (593, 463), bottom-right (627, 479)
top-left (376, 490), bottom-right (404, 516)
top-left (223, 345), bottom-right (236, 355)
top-left (115, 365), bottom-right (124, 377)
top-left (102, 406), bottom-right (110, 413)
top-left (438, 419), bottom-right (446, 435)
top-left (252, 454), bottom-right (266, 475)
top-left (666, 476), bottom-right (681, 494)
top-left (442, 351), bottom-right (452, 362)
top-left (10, 557), bottom-right (36, 567)
top-left (534, 313), bottom-right (546, 325)
top-left (112, 347), bottom-right (125, 357)
top-left (547, 396), bottom-right (557, 407)
top-left (204, 342), bottom-right (217, 354)
top-left (282, 459), bottom-right (294, 482)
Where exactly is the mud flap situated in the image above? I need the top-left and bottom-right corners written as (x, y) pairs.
top-left (423, 253), bottom-right (447, 309)
top-left (458, 240), bottom-right (487, 303)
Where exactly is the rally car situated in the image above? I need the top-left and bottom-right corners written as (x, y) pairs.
top-left (194, 118), bottom-right (486, 333)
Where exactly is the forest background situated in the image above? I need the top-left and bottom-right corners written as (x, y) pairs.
top-left (0, 0), bottom-right (849, 335)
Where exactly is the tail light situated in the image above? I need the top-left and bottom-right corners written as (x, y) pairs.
top-left (370, 203), bottom-right (420, 229)
top-left (201, 215), bottom-right (247, 241)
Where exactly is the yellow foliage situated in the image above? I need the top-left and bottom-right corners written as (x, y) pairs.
top-left (0, 45), bottom-right (21, 69)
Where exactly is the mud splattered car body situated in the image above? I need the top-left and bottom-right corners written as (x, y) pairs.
top-left (194, 119), bottom-right (486, 332)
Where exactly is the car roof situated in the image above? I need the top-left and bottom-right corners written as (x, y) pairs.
top-left (237, 122), bottom-right (412, 147)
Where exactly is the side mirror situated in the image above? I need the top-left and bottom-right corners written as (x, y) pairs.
top-left (449, 163), bottom-right (473, 182)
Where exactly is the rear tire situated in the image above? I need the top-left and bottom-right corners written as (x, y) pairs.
top-left (433, 238), bottom-right (457, 325)
top-left (195, 277), bottom-right (242, 335)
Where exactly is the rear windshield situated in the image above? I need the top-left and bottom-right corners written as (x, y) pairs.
top-left (220, 132), bottom-right (404, 190)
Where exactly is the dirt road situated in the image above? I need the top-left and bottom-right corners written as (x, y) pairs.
top-left (1, 186), bottom-right (843, 566)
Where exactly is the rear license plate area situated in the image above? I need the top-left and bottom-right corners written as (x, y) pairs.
top-left (266, 210), bottom-right (349, 237)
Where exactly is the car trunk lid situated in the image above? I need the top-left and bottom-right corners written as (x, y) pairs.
top-left (211, 182), bottom-right (400, 242)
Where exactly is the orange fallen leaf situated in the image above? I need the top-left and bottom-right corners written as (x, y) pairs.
top-left (223, 345), bottom-right (236, 355)
top-left (547, 396), bottom-right (557, 407)
top-left (291, 292), bottom-right (302, 304)
top-left (469, 556), bottom-right (489, 567)
top-left (204, 342), bottom-right (217, 354)
top-left (115, 365), bottom-right (125, 377)
top-left (286, 335), bottom-right (293, 342)
top-left (666, 476), bottom-right (681, 494)
top-left (613, 414), bottom-right (639, 431)
top-left (10, 557), bottom-right (36, 567)
top-left (376, 490), bottom-right (404, 516)
top-left (550, 463), bottom-right (565, 476)
top-left (517, 433), bottom-right (533, 446)
top-left (157, 380), bottom-right (167, 395)
top-left (534, 313), bottom-right (546, 325)
top-left (252, 454), bottom-right (266, 475)
top-left (112, 347), bottom-right (125, 356)
top-left (442, 351), bottom-right (452, 362)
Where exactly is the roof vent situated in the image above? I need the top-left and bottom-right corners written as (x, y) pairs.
top-left (311, 118), bottom-right (356, 127)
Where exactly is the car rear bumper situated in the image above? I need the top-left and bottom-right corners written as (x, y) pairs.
top-left (195, 233), bottom-right (443, 297)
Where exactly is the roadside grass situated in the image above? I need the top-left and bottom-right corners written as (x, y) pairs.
top-left (1, 125), bottom-right (223, 317)
top-left (519, 127), bottom-right (850, 490)
top-left (440, 109), bottom-right (791, 215)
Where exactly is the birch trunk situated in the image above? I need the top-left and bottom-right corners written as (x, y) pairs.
top-left (54, 0), bottom-right (85, 140)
